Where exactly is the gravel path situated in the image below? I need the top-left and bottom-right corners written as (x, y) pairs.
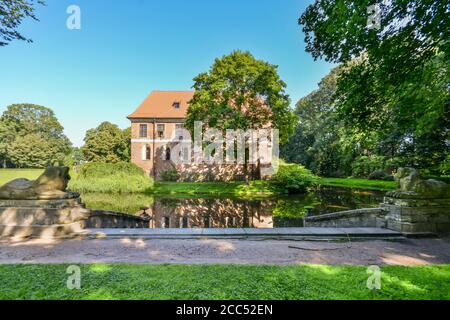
top-left (1, 237), bottom-right (450, 265)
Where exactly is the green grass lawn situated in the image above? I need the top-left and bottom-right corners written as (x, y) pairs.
top-left (0, 169), bottom-right (42, 186)
top-left (0, 264), bottom-right (448, 300)
top-left (150, 178), bottom-right (397, 195)
top-left (319, 177), bottom-right (397, 191)
top-left (152, 181), bottom-right (276, 196)
top-left (0, 168), bottom-right (397, 192)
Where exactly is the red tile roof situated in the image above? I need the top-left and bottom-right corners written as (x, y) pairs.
top-left (128, 91), bottom-right (194, 119)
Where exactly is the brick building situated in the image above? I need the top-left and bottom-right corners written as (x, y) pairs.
top-left (128, 90), bottom-right (274, 181)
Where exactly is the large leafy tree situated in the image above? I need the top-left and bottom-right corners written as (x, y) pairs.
top-left (82, 122), bottom-right (130, 163)
top-left (8, 134), bottom-right (53, 168)
top-left (0, 121), bottom-right (11, 167)
top-left (282, 67), bottom-right (341, 174)
top-left (299, 0), bottom-right (449, 172)
top-left (0, 0), bottom-right (45, 46)
top-left (0, 103), bottom-right (72, 167)
top-left (281, 67), bottom-right (359, 176)
top-left (185, 50), bottom-right (297, 144)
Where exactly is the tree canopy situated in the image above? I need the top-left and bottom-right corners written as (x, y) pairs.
top-left (82, 122), bottom-right (130, 163)
top-left (281, 67), bottom-right (348, 176)
top-left (297, 0), bottom-right (449, 174)
top-left (0, 0), bottom-right (45, 46)
top-left (185, 50), bottom-right (297, 144)
top-left (0, 103), bottom-right (72, 168)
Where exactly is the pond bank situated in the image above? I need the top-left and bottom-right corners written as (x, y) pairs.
top-left (150, 178), bottom-right (396, 196)
top-left (0, 169), bottom-right (396, 193)
top-left (318, 178), bottom-right (396, 191)
top-left (150, 181), bottom-right (276, 197)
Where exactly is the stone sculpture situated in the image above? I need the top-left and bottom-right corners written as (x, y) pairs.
top-left (386, 167), bottom-right (450, 199)
top-left (0, 167), bottom-right (78, 200)
top-left (0, 166), bottom-right (150, 238)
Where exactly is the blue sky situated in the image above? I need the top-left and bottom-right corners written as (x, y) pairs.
top-left (0, 0), bottom-right (332, 147)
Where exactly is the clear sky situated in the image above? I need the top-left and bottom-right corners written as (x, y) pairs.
top-left (0, 0), bottom-right (332, 147)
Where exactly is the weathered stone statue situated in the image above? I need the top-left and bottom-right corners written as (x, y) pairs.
top-left (0, 166), bottom-right (150, 238)
top-left (0, 167), bottom-right (79, 200)
top-left (386, 167), bottom-right (450, 199)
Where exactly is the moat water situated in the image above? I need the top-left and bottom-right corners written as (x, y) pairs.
top-left (80, 186), bottom-right (384, 228)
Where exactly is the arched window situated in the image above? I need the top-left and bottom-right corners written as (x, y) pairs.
top-left (165, 147), bottom-right (171, 161)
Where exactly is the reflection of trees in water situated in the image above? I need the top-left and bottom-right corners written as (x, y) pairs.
top-left (150, 198), bottom-right (273, 228)
top-left (82, 186), bottom-right (385, 228)
top-left (148, 187), bottom-right (384, 228)
top-left (310, 187), bottom-right (384, 215)
top-left (81, 193), bottom-right (154, 214)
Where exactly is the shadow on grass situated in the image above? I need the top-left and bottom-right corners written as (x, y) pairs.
top-left (0, 264), bottom-right (449, 300)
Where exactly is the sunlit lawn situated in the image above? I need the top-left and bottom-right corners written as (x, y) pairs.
top-left (0, 168), bottom-right (398, 192)
top-left (0, 264), bottom-right (449, 300)
top-left (152, 181), bottom-right (276, 196)
top-left (318, 178), bottom-right (396, 191)
top-left (0, 169), bottom-right (42, 186)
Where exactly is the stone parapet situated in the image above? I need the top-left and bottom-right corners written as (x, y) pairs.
top-left (303, 196), bottom-right (450, 235)
top-left (85, 210), bottom-right (150, 228)
top-left (0, 207), bottom-right (90, 226)
top-left (0, 198), bottom-right (151, 238)
top-left (381, 197), bottom-right (450, 235)
top-left (0, 198), bottom-right (83, 209)
top-left (304, 208), bottom-right (386, 228)
top-left (383, 196), bottom-right (450, 207)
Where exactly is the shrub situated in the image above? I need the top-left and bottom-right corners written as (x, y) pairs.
top-left (352, 155), bottom-right (386, 177)
top-left (160, 169), bottom-right (180, 182)
top-left (270, 162), bottom-right (318, 194)
top-left (439, 155), bottom-right (450, 175)
top-left (368, 170), bottom-right (393, 181)
top-left (69, 162), bottom-right (154, 193)
top-left (78, 162), bottom-right (145, 178)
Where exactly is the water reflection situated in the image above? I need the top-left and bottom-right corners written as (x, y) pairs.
top-left (80, 186), bottom-right (384, 228)
top-left (148, 198), bottom-right (273, 228)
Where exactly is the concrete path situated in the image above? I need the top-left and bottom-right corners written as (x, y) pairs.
top-left (1, 236), bottom-right (449, 265)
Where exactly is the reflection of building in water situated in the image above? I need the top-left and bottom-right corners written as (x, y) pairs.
top-left (147, 198), bottom-right (273, 228)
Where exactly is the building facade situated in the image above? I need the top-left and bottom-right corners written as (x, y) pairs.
top-left (128, 90), bottom-right (273, 181)
top-left (128, 91), bottom-right (193, 179)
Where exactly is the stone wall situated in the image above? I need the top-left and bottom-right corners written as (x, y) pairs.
top-left (381, 197), bottom-right (450, 235)
top-left (0, 198), bottom-right (151, 238)
top-left (85, 210), bottom-right (150, 228)
top-left (304, 208), bottom-right (387, 228)
top-left (304, 197), bottom-right (450, 235)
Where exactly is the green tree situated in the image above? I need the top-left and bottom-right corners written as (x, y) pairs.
top-left (82, 122), bottom-right (130, 163)
top-left (299, 0), bottom-right (449, 173)
top-left (63, 147), bottom-right (86, 167)
top-left (0, 121), bottom-right (12, 167)
top-left (0, 103), bottom-right (72, 168)
top-left (0, 0), bottom-right (45, 46)
top-left (281, 67), bottom-right (353, 176)
top-left (71, 147), bottom-right (85, 163)
top-left (185, 50), bottom-right (297, 144)
top-left (8, 134), bottom-right (53, 168)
